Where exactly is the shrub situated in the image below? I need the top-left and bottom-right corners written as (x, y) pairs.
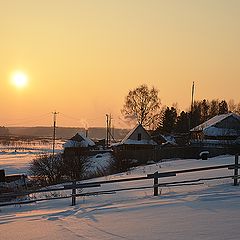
top-left (29, 154), bottom-right (64, 185)
top-left (110, 151), bottom-right (134, 174)
top-left (62, 154), bottom-right (90, 181)
top-left (29, 153), bottom-right (90, 186)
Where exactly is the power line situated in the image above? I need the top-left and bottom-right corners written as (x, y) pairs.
top-left (3, 113), bottom-right (52, 126)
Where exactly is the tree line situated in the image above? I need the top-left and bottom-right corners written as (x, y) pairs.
top-left (122, 84), bottom-right (240, 134)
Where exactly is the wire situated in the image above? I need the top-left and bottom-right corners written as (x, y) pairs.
top-left (4, 113), bottom-right (52, 126)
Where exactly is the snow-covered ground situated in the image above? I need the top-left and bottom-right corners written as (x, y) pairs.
top-left (0, 140), bottom-right (63, 175)
top-left (0, 139), bottom-right (113, 176)
top-left (0, 154), bottom-right (240, 240)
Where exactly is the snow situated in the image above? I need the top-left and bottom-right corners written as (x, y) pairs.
top-left (0, 140), bottom-right (113, 190)
top-left (63, 133), bottom-right (95, 148)
top-left (0, 152), bottom-right (34, 175)
top-left (162, 135), bottom-right (177, 144)
top-left (87, 152), bottom-right (113, 175)
top-left (203, 126), bottom-right (238, 136)
top-left (1, 154), bottom-right (240, 239)
top-left (199, 151), bottom-right (209, 157)
top-left (115, 124), bottom-right (157, 146)
top-left (0, 140), bottom-right (63, 175)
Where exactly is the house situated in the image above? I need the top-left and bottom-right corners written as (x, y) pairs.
top-left (63, 132), bottom-right (95, 148)
top-left (190, 113), bottom-right (240, 146)
top-left (114, 124), bottom-right (157, 149)
top-left (63, 132), bottom-right (95, 157)
top-left (112, 124), bottom-right (157, 163)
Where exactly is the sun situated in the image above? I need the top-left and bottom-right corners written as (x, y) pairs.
top-left (11, 72), bottom-right (28, 88)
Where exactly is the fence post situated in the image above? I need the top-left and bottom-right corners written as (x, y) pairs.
top-left (234, 154), bottom-right (239, 186)
top-left (153, 171), bottom-right (159, 196)
top-left (71, 181), bottom-right (76, 206)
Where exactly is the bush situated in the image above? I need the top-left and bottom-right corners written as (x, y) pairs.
top-left (110, 151), bottom-right (134, 174)
top-left (29, 153), bottom-right (90, 186)
top-left (29, 154), bottom-right (64, 185)
top-left (62, 154), bottom-right (90, 181)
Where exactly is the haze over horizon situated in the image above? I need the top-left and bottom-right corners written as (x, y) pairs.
top-left (1, 0), bottom-right (240, 128)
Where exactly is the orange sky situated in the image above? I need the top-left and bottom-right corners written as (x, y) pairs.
top-left (0, 0), bottom-right (240, 128)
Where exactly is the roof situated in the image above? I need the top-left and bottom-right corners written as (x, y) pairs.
top-left (190, 113), bottom-right (240, 136)
top-left (63, 132), bottom-right (95, 148)
top-left (118, 124), bottom-right (157, 145)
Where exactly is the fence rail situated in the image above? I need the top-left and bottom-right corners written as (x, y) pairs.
top-left (0, 154), bottom-right (239, 207)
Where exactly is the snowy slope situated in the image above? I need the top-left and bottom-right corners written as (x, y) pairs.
top-left (0, 155), bottom-right (240, 240)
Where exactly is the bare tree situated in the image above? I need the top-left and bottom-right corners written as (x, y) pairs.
top-left (121, 84), bottom-right (161, 129)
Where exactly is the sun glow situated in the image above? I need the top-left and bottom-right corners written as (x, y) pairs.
top-left (11, 72), bottom-right (28, 88)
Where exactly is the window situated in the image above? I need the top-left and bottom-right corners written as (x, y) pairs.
top-left (137, 133), bottom-right (142, 141)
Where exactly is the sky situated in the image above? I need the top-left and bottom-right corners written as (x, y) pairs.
top-left (0, 0), bottom-right (240, 128)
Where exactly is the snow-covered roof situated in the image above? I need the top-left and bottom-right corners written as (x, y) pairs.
top-left (190, 113), bottom-right (240, 136)
top-left (63, 132), bottom-right (95, 148)
top-left (118, 124), bottom-right (157, 145)
top-left (161, 135), bottom-right (176, 145)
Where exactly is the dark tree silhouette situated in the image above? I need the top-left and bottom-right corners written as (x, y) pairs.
top-left (209, 99), bottom-right (219, 118)
top-left (190, 101), bottom-right (202, 129)
top-left (219, 100), bottom-right (228, 114)
top-left (121, 84), bottom-right (161, 129)
top-left (200, 99), bottom-right (210, 123)
top-left (160, 107), bottom-right (177, 133)
top-left (175, 111), bottom-right (190, 133)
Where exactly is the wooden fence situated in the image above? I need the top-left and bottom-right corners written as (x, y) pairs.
top-left (0, 154), bottom-right (239, 207)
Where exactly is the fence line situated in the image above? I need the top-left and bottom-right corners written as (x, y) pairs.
top-left (0, 155), bottom-right (239, 206)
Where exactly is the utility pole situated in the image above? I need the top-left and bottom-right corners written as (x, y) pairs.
top-left (106, 114), bottom-right (109, 148)
top-left (191, 81), bottom-right (195, 112)
top-left (52, 111), bottom-right (59, 156)
top-left (189, 81), bottom-right (195, 130)
top-left (106, 114), bottom-right (116, 147)
top-left (112, 123), bottom-right (115, 141)
top-left (109, 114), bottom-right (112, 146)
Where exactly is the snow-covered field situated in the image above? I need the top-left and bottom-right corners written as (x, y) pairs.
top-left (0, 140), bottom-right (113, 176)
top-left (0, 153), bottom-right (240, 240)
top-left (0, 140), bottom-right (64, 175)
